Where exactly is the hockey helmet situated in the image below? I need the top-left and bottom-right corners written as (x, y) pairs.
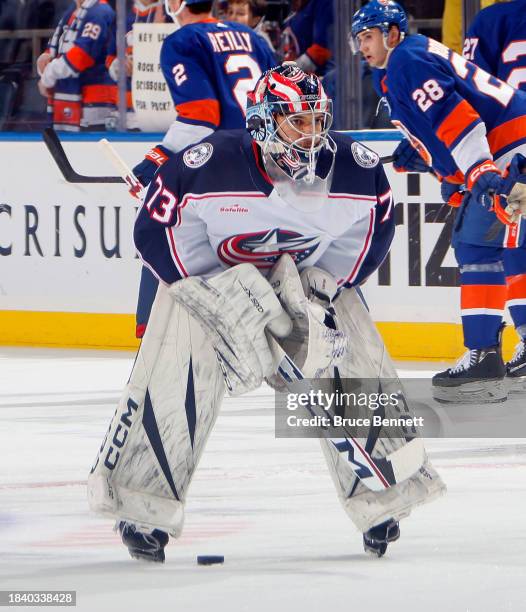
top-left (246, 62), bottom-right (333, 183)
top-left (350, 0), bottom-right (408, 53)
top-left (164, 0), bottom-right (208, 23)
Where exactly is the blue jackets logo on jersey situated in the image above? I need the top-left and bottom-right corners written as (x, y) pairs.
top-left (218, 229), bottom-right (321, 268)
top-left (183, 143), bottom-right (214, 168)
top-left (351, 142), bottom-right (379, 168)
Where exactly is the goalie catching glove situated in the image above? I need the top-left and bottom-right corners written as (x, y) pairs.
top-left (169, 264), bottom-right (292, 396)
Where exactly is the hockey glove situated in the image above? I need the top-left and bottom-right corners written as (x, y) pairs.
top-left (465, 159), bottom-right (505, 209)
top-left (440, 180), bottom-right (464, 208)
top-left (392, 139), bottom-right (432, 174)
top-left (132, 145), bottom-right (172, 190)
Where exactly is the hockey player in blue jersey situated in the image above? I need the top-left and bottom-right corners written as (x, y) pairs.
top-left (464, 0), bottom-right (526, 91)
top-left (281, 0), bottom-right (334, 76)
top-left (128, 0), bottom-right (276, 338)
top-left (351, 0), bottom-right (526, 403)
top-left (463, 0), bottom-right (526, 385)
top-left (37, 0), bottom-right (117, 131)
top-left (99, 63), bottom-right (445, 562)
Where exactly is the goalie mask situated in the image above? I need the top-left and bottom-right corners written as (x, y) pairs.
top-left (246, 62), bottom-right (335, 186)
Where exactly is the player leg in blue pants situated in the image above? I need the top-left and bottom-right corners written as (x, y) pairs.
top-left (135, 266), bottom-right (159, 339)
top-left (504, 247), bottom-right (526, 389)
top-left (432, 242), bottom-right (507, 403)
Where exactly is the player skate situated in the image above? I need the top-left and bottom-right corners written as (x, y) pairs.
top-left (506, 339), bottom-right (526, 393)
top-left (432, 325), bottom-right (507, 404)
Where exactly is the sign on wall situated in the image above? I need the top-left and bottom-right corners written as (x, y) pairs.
top-left (131, 23), bottom-right (178, 132)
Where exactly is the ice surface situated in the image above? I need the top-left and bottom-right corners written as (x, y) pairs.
top-left (1, 348), bottom-right (525, 612)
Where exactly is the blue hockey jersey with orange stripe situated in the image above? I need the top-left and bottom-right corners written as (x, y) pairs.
top-left (160, 19), bottom-right (276, 131)
top-left (281, 0), bottom-right (334, 75)
top-left (464, 0), bottom-right (526, 91)
top-left (374, 34), bottom-right (526, 183)
top-left (47, 0), bottom-right (116, 130)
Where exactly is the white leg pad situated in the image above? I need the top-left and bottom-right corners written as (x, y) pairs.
top-left (323, 286), bottom-right (446, 531)
top-left (87, 282), bottom-right (225, 536)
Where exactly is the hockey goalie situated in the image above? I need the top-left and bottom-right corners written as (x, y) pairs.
top-left (87, 63), bottom-right (446, 562)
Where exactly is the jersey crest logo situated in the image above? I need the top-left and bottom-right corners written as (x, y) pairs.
top-left (351, 142), bottom-right (379, 168)
top-left (218, 228), bottom-right (321, 268)
top-left (183, 143), bottom-right (213, 168)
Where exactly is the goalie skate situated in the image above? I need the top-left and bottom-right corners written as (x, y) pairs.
top-left (119, 521), bottom-right (169, 563)
top-left (363, 519), bottom-right (400, 557)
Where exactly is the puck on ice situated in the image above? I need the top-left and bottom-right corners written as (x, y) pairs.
top-left (197, 555), bottom-right (224, 566)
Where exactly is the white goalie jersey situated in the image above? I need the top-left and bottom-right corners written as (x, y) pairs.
top-left (134, 129), bottom-right (395, 287)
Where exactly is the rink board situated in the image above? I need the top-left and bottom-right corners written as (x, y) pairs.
top-left (0, 131), bottom-right (519, 358)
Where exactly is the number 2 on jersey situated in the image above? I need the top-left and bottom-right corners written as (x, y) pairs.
top-left (503, 41), bottom-right (526, 90)
top-left (225, 54), bottom-right (262, 115)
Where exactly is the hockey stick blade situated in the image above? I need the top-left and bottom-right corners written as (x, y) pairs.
top-left (380, 154), bottom-right (394, 164)
top-left (42, 127), bottom-right (124, 184)
top-left (267, 333), bottom-right (425, 492)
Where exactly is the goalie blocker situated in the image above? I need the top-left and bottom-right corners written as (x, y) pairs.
top-left (88, 258), bottom-right (444, 559)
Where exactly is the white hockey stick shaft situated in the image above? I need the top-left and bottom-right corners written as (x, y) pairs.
top-left (99, 138), bottom-right (145, 199)
top-left (267, 333), bottom-right (424, 492)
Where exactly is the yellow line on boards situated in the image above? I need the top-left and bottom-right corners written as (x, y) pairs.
top-left (0, 311), bottom-right (139, 351)
top-left (0, 311), bottom-right (520, 361)
top-left (376, 322), bottom-right (519, 361)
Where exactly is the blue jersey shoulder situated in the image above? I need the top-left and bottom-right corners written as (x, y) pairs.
top-left (330, 132), bottom-right (384, 196)
top-left (466, 0), bottom-right (526, 88)
top-left (161, 130), bottom-right (266, 196)
top-left (388, 35), bottom-right (433, 75)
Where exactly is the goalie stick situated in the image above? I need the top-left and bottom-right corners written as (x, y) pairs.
top-left (99, 138), bottom-right (145, 198)
top-left (42, 126), bottom-right (395, 184)
top-left (267, 333), bottom-right (425, 492)
top-left (42, 127), bottom-right (124, 184)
